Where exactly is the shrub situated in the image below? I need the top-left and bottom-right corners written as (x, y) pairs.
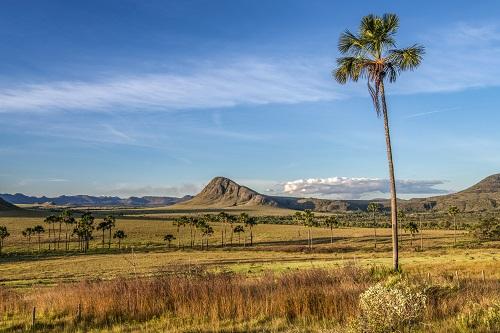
top-left (472, 217), bottom-right (500, 241)
top-left (355, 279), bottom-right (426, 333)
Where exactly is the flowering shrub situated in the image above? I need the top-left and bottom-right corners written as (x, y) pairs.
top-left (356, 279), bottom-right (427, 333)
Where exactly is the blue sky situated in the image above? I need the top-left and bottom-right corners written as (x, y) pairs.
top-left (1, 0), bottom-right (499, 199)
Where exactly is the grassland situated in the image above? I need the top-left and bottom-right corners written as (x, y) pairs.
top-left (0, 208), bottom-right (498, 332)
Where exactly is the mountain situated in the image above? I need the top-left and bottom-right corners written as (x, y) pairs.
top-left (0, 197), bottom-right (20, 211)
top-left (0, 193), bottom-right (193, 207)
top-left (182, 177), bottom-right (277, 207)
top-left (180, 175), bottom-right (500, 212)
top-left (404, 174), bottom-right (500, 212)
top-left (179, 176), bottom-right (371, 211)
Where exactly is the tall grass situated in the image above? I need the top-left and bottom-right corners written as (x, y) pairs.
top-left (1, 265), bottom-right (498, 332)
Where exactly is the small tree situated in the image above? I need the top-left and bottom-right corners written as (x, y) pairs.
top-left (60, 210), bottom-right (75, 251)
top-left (113, 230), bottom-right (127, 249)
top-left (44, 215), bottom-right (58, 250)
top-left (22, 227), bottom-right (34, 251)
top-left (97, 221), bottom-right (108, 248)
top-left (201, 224), bottom-right (214, 249)
top-left (164, 234), bottom-right (176, 248)
top-left (217, 212), bottom-right (231, 247)
top-left (0, 226), bottom-right (10, 254)
top-left (324, 215), bottom-right (339, 244)
top-left (448, 206), bottom-right (460, 245)
top-left (240, 213), bottom-right (258, 246)
top-left (367, 202), bottom-right (382, 248)
top-left (73, 212), bottom-right (95, 253)
top-left (103, 215), bottom-right (116, 249)
top-left (294, 210), bottom-right (317, 250)
top-left (233, 225), bottom-right (245, 245)
top-left (33, 225), bottom-right (45, 252)
top-left (397, 210), bottom-right (407, 247)
top-left (406, 221), bottom-right (419, 247)
top-left (472, 217), bottom-right (500, 241)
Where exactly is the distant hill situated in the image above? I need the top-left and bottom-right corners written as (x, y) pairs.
top-left (403, 174), bottom-right (500, 212)
top-left (0, 193), bottom-right (193, 207)
top-left (0, 197), bottom-right (20, 211)
top-left (179, 175), bottom-right (500, 212)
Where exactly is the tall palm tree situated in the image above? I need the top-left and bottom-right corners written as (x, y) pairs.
top-left (0, 226), bottom-right (10, 254)
top-left (334, 14), bottom-right (424, 271)
top-left (44, 215), bottom-right (58, 250)
top-left (367, 202), bottom-right (381, 248)
top-left (233, 225), bottom-right (245, 245)
top-left (97, 221), bottom-right (108, 248)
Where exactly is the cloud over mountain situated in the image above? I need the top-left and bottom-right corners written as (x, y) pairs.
top-left (282, 177), bottom-right (448, 199)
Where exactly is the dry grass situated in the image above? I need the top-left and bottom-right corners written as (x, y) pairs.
top-left (1, 265), bottom-right (498, 332)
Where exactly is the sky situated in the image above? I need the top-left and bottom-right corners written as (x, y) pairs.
top-left (1, 0), bottom-right (499, 199)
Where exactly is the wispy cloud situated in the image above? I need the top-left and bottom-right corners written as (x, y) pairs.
top-left (404, 107), bottom-right (459, 119)
top-left (281, 177), bottom-right (449, 199)
top-left (0, 59), bottom-right (338, 113)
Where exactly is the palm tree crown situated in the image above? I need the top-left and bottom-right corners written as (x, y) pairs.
top-left (334, 13), bottom-right (424, 115)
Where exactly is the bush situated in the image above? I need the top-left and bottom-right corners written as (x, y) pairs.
top-left (355, 279), bottom-right (426, 333)
top-left (472, 217), bottom-right (500, 241)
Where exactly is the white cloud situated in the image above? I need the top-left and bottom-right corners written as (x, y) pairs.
top-left (0, 59), bottom-right (338, 113)
top-left (282, 177), bottom-right (448, 199)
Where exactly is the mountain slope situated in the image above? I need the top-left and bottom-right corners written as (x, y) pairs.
top-left (0, 197), bottom-right (20, 211)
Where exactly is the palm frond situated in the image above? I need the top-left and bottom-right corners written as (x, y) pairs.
top-left (338, 30), bottom-right (364, 55)
top-left (367, 81), bottom-right (381, 117)
top-left (333, 57), bottom-right (368, 84)
top-left (382, 13), bottom-right (399, 35)
top-left (389, 44), bottom-right (425, 71)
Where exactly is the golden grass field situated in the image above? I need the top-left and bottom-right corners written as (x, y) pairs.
top-left (0, 209), bottom-right (499, 332)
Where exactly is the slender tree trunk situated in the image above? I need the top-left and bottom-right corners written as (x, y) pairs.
top-left (38, 235), bottom-right (41, 252)
top-left (420, 216), bottom-right (423, 251)
top-left (380, 84), bottom-right (399, 271)
top-left (330, 227), bottom-right (334, 244)
top-left (108, 228), bottom-right (112, 249)
top-left (102, 230), bottom-right (105, 248)
top-left (250, 227), bottom-right (253, 246)
top-left (454, 216), bottom-right (457, 245)
top-left (58, 222), bottom-right (62, 249)
top-left (177, 227), bottom-right (180, 249)
top-left (308, 228), bottom-right (312, 250)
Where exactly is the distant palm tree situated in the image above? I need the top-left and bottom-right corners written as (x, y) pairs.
top-left (324, 216), bottom-right (339, 244)
top-left (97, 221), bottom-right (108, 248)
top-left (217, 212), bottom-right (231, 247)
top-left (233, 225), bottom-right (245, 245)
top-left (201, 224), bottom-right (214, 249)
top-left (44, 215), bottom-right (58, 250)
top-left (239, 213), bottom-right (258, 246)
top-left (113, 230), bottom-right (127, 249)
top-left (0, 226), bottom-right (10, 254)
top-left (103, 215), bottom-right (116, 249)
top-left (406, 220), bottom-right (419, 247)
top-left (33, 225), bottom-right (45, 252)
top-left (448, 206), bottom-right (460, 245)
top-left (60, 210), bottom-right (75, 251)
top-left (174, 216), bottom-right (189, 248)
top-left (334, 13), bottom-right (424, 271)
top-left (74, 212), bottom-right (95, 253)
top-left (397, 210), bottom-right (407, 247)
top-left (367, 202), bottom-right (382, 248)
top-left (294, 210), bottom-right (317, 250)
top-left (22, 227), bottom-right (34, 251)
top-left (164, 234), bottom-right (176, 248)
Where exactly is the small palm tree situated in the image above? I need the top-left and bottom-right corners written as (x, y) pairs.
top-left (406, 221), bottom-right (419, 247)
top-left (217, 212), bottom-right (231, 247)
top-left (22, 227), bottom-right (34, 251)
top-left (367, 202), bottom-right (382, 248)
top-left (233, 225), bottom-right (245, 245)
top-left (201, 224), bottom-right (214, 249)
top-left (173, 216), bottom-right (189, 249)
top-left (97, 221), bottom-right (108, 248)
top-left (74, 212), bottom-right (95, 253)
top-left (334, 13), bottom-right (424, 271)
top-left (44, 215), bottom-right (58, 250)
top-left (448, 206), bottom-right (460, 245)
top-left (397, 210), bottom-right (407, 247)
top-left (0, 226), bottom-right (10, 254)
top-left (33, 225), bottom-right (45, 252)
top-left (324, 216), bottom-right (339, 244)
top-left (60, 210), bottom-right (75, 251)
top-left (103, 215), bottom-right (116, 249)
top-left (294, 210), bottom-right (317, 250)
top-left (239, 213), bottom-right (258, 246)
top-left (164, 234), bottom-right (176, 248)
top-left (113, 230), bottom-right (127, 249)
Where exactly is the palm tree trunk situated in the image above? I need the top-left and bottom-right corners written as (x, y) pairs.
top-left (250, 227), bottom-right (253, 246)
top-left (380, 83), bottom-right (399, 271)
